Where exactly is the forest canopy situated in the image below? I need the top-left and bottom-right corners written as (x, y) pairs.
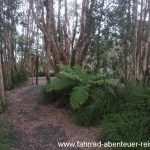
top-left (0, 0), bottom-right (150, 85)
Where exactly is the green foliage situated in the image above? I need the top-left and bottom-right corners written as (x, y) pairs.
top-left (75, 103), bottom-right (104, 126)
top-left (12, 68), bottom-right (28, 87)
top-left (46, 78), bottom-right (75, 93)
top-left (59, 65), bottom-right (89, 82)
top-left (0, 120), bottom-right (10, 150)
top-left (0, 98), bottom-right (8, 113)
top-left (42, 85), bottom-right (71, 103)
top-left (101, 84), bottom-right (150, 150)
top-left (50, 72), bottom-right (56, 77)
top-left (122, 85), bottom-right (150, 113)
top-left (101, 112), bottom-right (150, 150)
top-left (44, 65), bottom-right (117, 110)
top-left (43, 67), bottom-right (150, 150)
top-left (38, 71), bottom-right (46, 77)
top-left (44, 65), bottom-right (119, 126)
top-left (75, 86), bottom-right (119, 126)
top-left (70, 86), bottom-right (89, 109)
top-left (44, 65), bottom-right (150, 148)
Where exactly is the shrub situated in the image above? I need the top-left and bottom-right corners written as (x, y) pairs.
top-left (43, 65), bottom-right (119, 126)
top-left (12, 68), bottom-right (28, 87)
top-left (121, 85), bottom-right (150, 113)
top-left (44, 65), bottom-right (118, 110)
top-left (50, 72), bottom-right (56, 77)
top-left (0, 98), bottom-right (8, 113)
top-left (42, 85), bottom-right (71, 104)
top-left (101, 111), bottom-right (150, 150)
top-left (38, 71), bottom-right (46, 77)
top-left (0, 120), bottom-right (10, 150)
top-left (101, 84), bottom-right (150, 150)
top-left (43, 65), bottom-right (150, 148)
top-left (75, 86), bottom-right (120, 126)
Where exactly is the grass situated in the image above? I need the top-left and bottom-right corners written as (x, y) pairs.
top-left (100, 85), bottom-right (150, 150)
top-left (0, 119), bottom-right (10, 150)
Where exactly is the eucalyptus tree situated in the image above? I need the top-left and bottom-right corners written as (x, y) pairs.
top-left (29, 0), bottom-right (98, 82)
top-left (0, 0), bottom-right (21, 90)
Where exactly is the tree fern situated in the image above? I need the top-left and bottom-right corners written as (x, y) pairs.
top-left (59, 71), bottom-right (84, 82)
top-left (44, 65), bottom-right (118, 113)
top-left (70, 85), bottom-right (89, 109)
top-left (90, 88), bottom-right (104, 102)
top-left (46, 78), bottom-right (74, 92)
top-left (59, 64), bottom-right (88, 82)
top-left (90, 86), bottom-right (118, 116)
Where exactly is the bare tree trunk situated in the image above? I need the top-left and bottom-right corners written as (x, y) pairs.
top-left (57, 0), bottom-right (62, 45)
top-left (45, 0), bottom-right (61, 72)
top-left (31, 0), bottom-right (95, 71)
top-left (44, 35), bottom-right (51, 83)
top-left (0, 52), bottom-right (6, 112)
top-left (137, 0), bottom-right (144, 79)
top-left (71, 0), bottom-right (91, 65)
top-left (71, 0), bottom-right (78, 66)
top-left (140, 0), bottom-right (147, 78)
top-left (6, 31), bottom-right (13, 90)
top-left (23, 4), bottom-right (31, 74)
top-left (31, 55), bottom-right (35, 85)
top-left (132, 0), bottom-right (138, 82)
top-left (64, 0), bottom-right (70, 62)
top-left (143, 0), bottom-right (150, 85)
top-left (35, 52), bottom-right (39, 85)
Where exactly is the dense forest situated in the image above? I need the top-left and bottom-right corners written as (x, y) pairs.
top-left (0, 0), bottom-right (150, 149)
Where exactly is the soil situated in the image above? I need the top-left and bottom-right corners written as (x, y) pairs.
top-left (2, 77), bottom-right (101, 150)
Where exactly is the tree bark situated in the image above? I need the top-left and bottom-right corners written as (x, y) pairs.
top-left (0, 52), bottom-right (5, 112)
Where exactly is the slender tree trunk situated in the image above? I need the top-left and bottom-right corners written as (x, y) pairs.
top-left (64, 0), bottom-right (70, 62)
top-left (0, 52), bottom-right (6, 112)
top-left (71, 0), bottom-right (78, 66)
top-left (132, 0), bottom-right (138, 82)
top-left (35, 52), bottom-right (39, 85)
top-left (143, 0), bottom-right (150, 85)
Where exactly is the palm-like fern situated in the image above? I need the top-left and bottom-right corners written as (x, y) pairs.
top-left (70, 85), bottom-right (89, 109)
top-left (59, 65), bottom-right (88, 82)
top-left (46, 78), bottom-right (74, 92)
top-left (45, 65), bottom-right (118, 110)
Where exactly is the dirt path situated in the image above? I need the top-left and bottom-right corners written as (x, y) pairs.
top-left (4, 77), bottom-right (100, 150)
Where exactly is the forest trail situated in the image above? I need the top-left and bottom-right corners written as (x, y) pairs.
top-left (4, 77), bottom-right (99, 150)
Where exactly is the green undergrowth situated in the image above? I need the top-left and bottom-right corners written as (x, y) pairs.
top-left (0, 117), bottom-right (19, 150)
top-left (101, 85), bottom-right (150, 150)
top-left (12, 68), bottom-right (29, 87)
top-left (0, 98), bottom-right (8, 113)
top-left (0, 119), bottom-right (10, 150)
top-left (42, 65), bottom-right (150, 150)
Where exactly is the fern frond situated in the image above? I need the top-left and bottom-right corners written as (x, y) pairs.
top-left (104, 79), bottom-right (118, 86)
top-left (90, 88), bottom-right (104, 102)
top-left (91, 79), bottom-right (118, 86)
top-left (59, 64), bottom-right (71, 71)
top-left (60, 71), bottom-right (84, 82)
top-left (104, 86), bottom-right (117, 98)
top-left (59, 65), bottom-right (88, 83)
top-left (72, 65), bottom-right (88, 77)
top-left (70, 86), bottom-right (89, 110)
top-left (46, 78), bottom-right (74, 92)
